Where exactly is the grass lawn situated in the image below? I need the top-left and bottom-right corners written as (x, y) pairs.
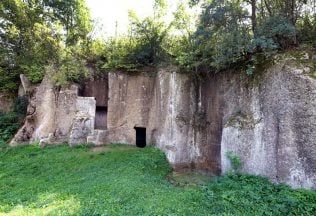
top-left (0, 144), bottom-right (315, 216)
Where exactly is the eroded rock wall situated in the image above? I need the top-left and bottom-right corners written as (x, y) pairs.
top-left (220, 60), bottom-right (316, 189)
top-left (106, 70), bottom-right (222, 174)
top-left (69, 97), bottom-right (96, 146)
top-left (10, 57), bottom-right (316, 189)
top-left (82, 75), bottom-right (108, 107)
top-left (105, 58), bottom-right (316, 189)
top-left (10, 76), bottom-right (96, 146)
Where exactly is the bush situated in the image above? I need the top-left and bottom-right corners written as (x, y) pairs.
top-left (48, 49), bottom-right (90, 86)
top-left (102, 37), bottom-right (141, 71)
top-left (21, 64), bottom-right (45, 84)
top-left (297, 14), bottom-right (316, 47)
top-left (256, 15), bottom-right (297, 50)
top-left (0, 67), bottom-right (19, 94)
top-left (0, 96), bottom-right (28, 145)
top-left (101, 1), bottom-right (170, 71)
top-left (225, 151), bottom-right (243, 172)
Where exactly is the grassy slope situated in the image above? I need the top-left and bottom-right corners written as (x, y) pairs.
top-left (0, 144), bottom-right (315, 216)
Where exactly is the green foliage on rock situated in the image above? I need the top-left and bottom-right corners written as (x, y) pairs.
top-left (255, 15), bottom-right (297, 49)
top-left (102, 37), bottom-right (141, 71)
top-left (195, 0), bottom-right (251, 70)
top-left (172, 0), bottom-right (315, 75)
top-left (47, 48), bottom-right (90, 87)
top-left (226, 151), bottom-right (243, 172)
top-left (298, 13), bottom-right (316, 47)
top-left (102, 0), bottom-right (171, 71)
top-left (1, 0), bottom-right (315, 88)
top-left (167, 1), bottom-right (199, 73)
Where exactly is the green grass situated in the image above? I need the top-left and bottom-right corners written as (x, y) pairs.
top-left (0, 144), bottom-right (315, 216)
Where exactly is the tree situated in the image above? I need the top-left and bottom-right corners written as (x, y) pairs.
top-left (194, 0), bottom-right (251, 71)
top-left (102, 0), bottom-right (171, 70)
top-left (250, 0), bottom-right (257, 35)
top-left (42, 0), bottom-right (92, 46)
top-left (168, 1), bottom-right (199, 72)
top-left (0, 0), bottom-right (92, 93)
top-left (180, 0), bottom-right (314, 75)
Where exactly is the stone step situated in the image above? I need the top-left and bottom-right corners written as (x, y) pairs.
top-left (87, 129), bottom-right (108, 145)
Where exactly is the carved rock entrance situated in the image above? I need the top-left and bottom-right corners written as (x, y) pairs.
top-left (134, 127), bottom-right (146, 148)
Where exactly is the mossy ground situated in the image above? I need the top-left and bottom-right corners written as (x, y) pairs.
top-left (0, 144), bottom-right (315, 215)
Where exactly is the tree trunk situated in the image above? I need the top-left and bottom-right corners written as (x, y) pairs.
top-left (284, 0), bottom-right (295, 25)
top-left (251, 0), bottom-right (257, 36)
top-left (264, 0), bottom-right (272, 16)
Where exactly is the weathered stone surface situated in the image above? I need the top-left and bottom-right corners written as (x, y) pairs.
top-left (10, 76), bottom-right (81, 146)
top-left (87, 129), bottom-right (108, 146)
top-left (18, 84), bottom-right (26, 97)
top-left (39, 133), bottom-right (56, 148)
top-left (20, 74), bottom-right (33, 94)
top-left (102, 59), bottom-right (316, 189)
top-left (107, 71), bottom-right (212, 172)
top-left (69, 97), bottom-right (96, 146)
top-left (10, 57), bottom-right (316, 189)
top-left (105, 70), bottom-right (220, 173)
top-left (82, 75), bottom-right (108, 107)
top-left (221, 59), bottom-right (316, 189)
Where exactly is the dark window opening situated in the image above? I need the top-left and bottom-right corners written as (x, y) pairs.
top-left (134, 127), bottom-right (146, 148)
top-left (78, 86), bottom-right (85, 96)
top-left (95, 106), bottom-right (107, 129)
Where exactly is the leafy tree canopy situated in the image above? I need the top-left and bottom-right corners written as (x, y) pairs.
top-left (0, 0), bottom-right (315, 92)
top-left (177, 0), bottom-right (316, 75)
top-left (100, 0), bottom-right (315, 76)
top-left (0, 0), bottom-right (92, 93)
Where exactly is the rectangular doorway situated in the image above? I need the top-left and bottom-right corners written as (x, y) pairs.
top-left (95, 106), bottom-right (107, 129)
top-left (134, 127), bottom-right (146, 148)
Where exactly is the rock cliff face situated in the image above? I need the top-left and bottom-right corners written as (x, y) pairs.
top-left (10, 57), bottom-right (316, 189)
top-left (219, 60), bottom-right (316, 189)
top-left (103, 58), bottom-right (316, 189)
top-left (104, 70), bottom-right (220, 173)
top-left (10, 76), bottom-right (96, 146)
top-left (107, 71), bottom-right (220, 173)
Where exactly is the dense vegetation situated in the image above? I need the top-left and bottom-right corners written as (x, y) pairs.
top-left (0, 2), bottom-right (315, 215)
top-left (0, 144), bottom-right (315, 215)
top-left (1, 0), bottom-right (315, 93)
top-left (0, 0), bottom-right (92, 93)
top-left (0, 96), bottom-right (28, 146)
top-left (187, 0), bottom-right (316, 75)
top-left (101, 0), bottom-right (316, 75)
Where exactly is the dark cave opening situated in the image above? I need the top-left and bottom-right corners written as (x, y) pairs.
top-left (134, 127), bottom-right (146, 148)
top-left (95, 106), bottom-right (107, 130)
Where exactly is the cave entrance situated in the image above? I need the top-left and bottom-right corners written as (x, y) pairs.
top-left (134, 127), bottom-right (146, 148)
top-left (95, 106), bottom-right (107, 129)
top-left (80, 74), bottom-right (109, 130)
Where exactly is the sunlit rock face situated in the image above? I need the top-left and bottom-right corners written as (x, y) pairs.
top-left (105, 58), bottom-right (316, 189)
top-left (10, 77), bottom-right (78, 146)
top-left (10, 56), bottom-right (316, 189)
top-left (69, 97), bottom-right (96, 146)
top-left (220, 59), bottom-right (316, 189)
top-left (105, 69), bottom-right (220, 173)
